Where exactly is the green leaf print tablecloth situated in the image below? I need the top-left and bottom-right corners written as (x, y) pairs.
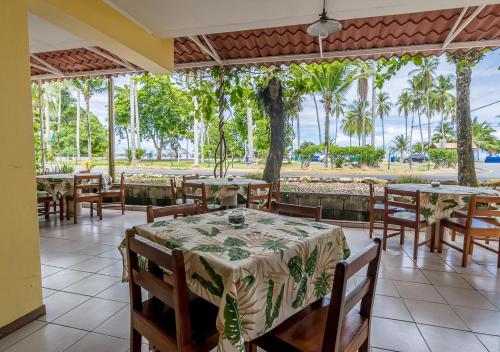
top-left (388, 184), bottom-right (500, 224)
top-left (36, 173), bottom-right (113, 200)
top-left (188, 178), bottom-right (267, 206)
top-left (122, 208), bottom-right (349, 351)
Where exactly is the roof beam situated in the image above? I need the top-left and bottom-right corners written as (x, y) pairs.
top-left (86, 46), bottom-right (136, 71)
top-left (442, 5), bottom-right (486, 49)
top-left (201, 35), bottom-right (222, 63)
top-left (188, 35), bottom-right (223, 65)
top-left (27, 0), bottom-right (174, 73)
top-left (174, 39), bottom-right (500, 70)
top-left (31, 67), bottom-right (135, 81)
top-left (30, 55), bottom-right (66, 77)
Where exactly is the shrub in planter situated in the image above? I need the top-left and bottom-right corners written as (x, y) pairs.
top-left (295, 142), bottom-right (321, 168)
top-left (429, 149), bottom-right (457, 168)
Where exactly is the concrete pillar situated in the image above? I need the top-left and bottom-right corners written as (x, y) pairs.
top-left (0, 0), bottom-right (44, 333)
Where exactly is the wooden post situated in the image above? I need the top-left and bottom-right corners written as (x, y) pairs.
top-left (108, 77), bottom-right (116, 180)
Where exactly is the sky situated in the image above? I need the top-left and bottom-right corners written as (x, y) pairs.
top-left (84, 50), bottom-right (500, 154)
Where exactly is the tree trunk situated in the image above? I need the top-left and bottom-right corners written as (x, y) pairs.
top-left (334, 113), bottom-right (340, 145)
top-left (247, 106), bottom-right (254, 162)
top-left (370, 61), bottom-right (376, 146)
top-left (361, 99), bottom-right (366, 146)
top-left (76, 90), bottom-right (80, 161)
top-left (200, 120), bottom-right (205, 163)
top-left (86, 98), bottom-right (92, 159)
top-left (193, 117), bottom-right (199, 165)
top-left (324, 101), bottom-right (331, 167)
top-left (409, 112), bottom-right (414, 169)
top-left (311, 94), bottom-right (322, 144)
top-left (263, 78), bottom-right (285, 185)
top-left (56, 88), bottom-right (62, 154)
top-left (454, 60), bottom-right (478, 186)
top-left (404, 112), bottom-right (408, 142)
top-left (296, 115), bottom-right (301, 149)
top-left (426, 92), bottom-right (431, 170)
top-left (381, 114), bottom-right (385, 151)
top-left (129, 76), bottom-right (136, 162)
top-left (134, 79), bottom-right (141, 149)
top-left (418, 113), bottom-right (424, 149)
top-left (44, 88), bottom-right (51, 152)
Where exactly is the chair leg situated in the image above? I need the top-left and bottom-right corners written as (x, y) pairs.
top-left (451, 230), bottom-right (456, 241)
top-left (130, 329), bottom-right (142, 352)
top-left (382, 220), bottom-right (389, 251)
top-left (73, 200), bottom-right (77, 224)
top-left (400, 226), bottom-right (405, 245)
top-left (462, 234), bottom-right (471, 267)
top-left (90, 202), bottom-right (93, 217)
top-left (59, 198), bottom-right (64, 221)
top-left (430, 224), bottom-right (435, 253)
top-left (121, 195), bottom-right (125, 215)
top-left (369, 212), bottom-right (374, 239)
top-left (359, 337), bottom-right (369, 352)
top-left (245, 342), bottom-right (257, 352)
top-left (438, 224), bottom-right (445, 253)
top-left (98, 198), bottom-right (103, 220)
top-left (44, 202), bottom-right (50, 220)
top-left (413, 229), bottom-right (419, 260)
top-left (497, 246), bottom-right (500, 268)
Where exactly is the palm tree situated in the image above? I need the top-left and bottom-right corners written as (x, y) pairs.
top-left (306, 62), bottom-right (354, 166)
top-left (472, 117), bottom-right (496, 157)
top-left (392, 134), bottom-right (409, 159)
top-left (433, 121), bottom-right (456, 143)
top-left (432, 74), bottom-right (455, 143)
top-left (341, 100), bottom-right (373, 146)
top-left (72, 78), bottom-right (107, 159)
top-left (353, 60), bottom-right (372, 146)
top-left (410, 57), bottom-right (438, 168)
top-left (396, 91), bottom-right (412, 142)
top-left (375, 91), bottom-right (392, 151)
top-left (332, 92), bottom-right (346, 145)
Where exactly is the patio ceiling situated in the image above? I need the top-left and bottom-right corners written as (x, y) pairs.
top-left (30, 4), bottom-right (500, 80)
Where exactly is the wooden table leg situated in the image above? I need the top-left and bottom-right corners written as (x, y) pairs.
top-left (59, 197), bottom-right (64, 221)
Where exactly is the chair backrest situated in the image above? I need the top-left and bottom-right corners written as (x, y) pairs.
top-left (146, 203), bottom-right (200, 223)
top-left (182, 182), bottom-right (208, 212)
top-left (384, 187), bottom-right (420, 214)
top-left (126, 229), bottom-right (192, 351)
top-left (322, 238), bottom-right (382, 352)
top-left (73, 174), bottom-right (102, 197)
top-left (183, 174), bottom-right (199, 182)
top-left (271, 201), bottom-right (322, 222)
top-left (246, 183), bottom-right (273, 210)
top-left (466, 195), bottom-right (500, 227)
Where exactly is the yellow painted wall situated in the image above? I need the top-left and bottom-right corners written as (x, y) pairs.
top-left (0, 0), bottom-right (43, 327)
top-left (28, 0), bottom-right (174, 73)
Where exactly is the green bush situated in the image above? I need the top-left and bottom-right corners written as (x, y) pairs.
top-left (59, 163), bottom-right (74, 174)
top-left (390, 175), bottom-right (429, 184)
top-left (295, 142), bottom-right (321, 168)
top-left (328, 146), bottom-right (385, 168)
top-left (429, 149), bottom-right (457, 168)
top-left (126, 148), bottom-right (147, 162)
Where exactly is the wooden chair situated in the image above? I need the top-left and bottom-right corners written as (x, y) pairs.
top-left (369, 182), bottom-right (404, 238)
top-left (169, 178), bottom-right (183, 205)
top-left (125, 229), bottom-right (219, 352)
top-left (271, 201), bottom-right (322, 222)
top-left (182, 182), bottom-right (223, 213)
top-left (37, 191), bottom-right (53, 220)
top-left (66, 174), bottom-right (103, 224)
top-left (438, 195), bottom-right (500, 267)
top-left (250, 238), bottom-right (382, 352)
top-left (146, 203), bottom-right (201, 223)
top-left (100, 172), bottom-right (126, 214)
top-left (382, 188), bottom-right (434, 260)
top-left (246, 183), bottom-right (273, 210)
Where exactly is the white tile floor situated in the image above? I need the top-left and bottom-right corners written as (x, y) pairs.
top-left (1, 209), bottom-right (499, 351)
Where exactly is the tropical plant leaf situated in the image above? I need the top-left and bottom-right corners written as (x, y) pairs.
top-left (163, 236), bottom-right (187, 249)
top-left (314, 271), bottom-right (331, 299)
top-left (224, 237), bottom-right (247, 247)
top-left (150, 220), bottom-right (170, 227)
top-left (442, 199), bottom-right (459, 211)
top-left (192, 245), bottom-right (226, 253)
top-left (292, 277), bottom-right (308, 309)
top-left (242, 275), bottom-right (255, 290)
top-left (223, 294), bottom-right (244, 350)
top-left (343, 247), bottom-right (351, 259)
top-left (257, 218), bottom-right (275, 225)
top-left (309, 223), bottom-right (329, 230)
top-left (283, 220), bottom-right (308, 227)
top-left (287, 256), bottom-right (303, 283)
top-left (192, 256), bottom-right (224, 297)
top-left (182, 216), bottom-right (202, 224)
top-left (264, 279), bottom-right (285, 329)
top-left (430, 193), bottom-right (439, 205)
top-left (194, 226), bottom-right (221, 237)
top-left (213, 210), bottom-right (228, 217)
top-left (207, 220), bottom-right (230, 225)
top-left (421, 207), bottom-right (434, 220)
top-left (227, 247), bottom-right (251, 261)
top-left (304, 245), bottom-right (318, 277)
top-left (262, 239), bottom-right (288, 255)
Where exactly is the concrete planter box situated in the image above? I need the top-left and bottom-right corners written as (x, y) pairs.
top-left (119, 183), bottom-right (377, 222)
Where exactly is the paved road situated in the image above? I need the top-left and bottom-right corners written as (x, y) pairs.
top-left (94, 162), bottom-right (500, 181)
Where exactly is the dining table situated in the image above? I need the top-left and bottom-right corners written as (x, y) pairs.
top-left (120, 208), bottom-right (349, 352)
top-left (36, 172), bottom-right (113, 200)
top-left (187, 177), bottom-right (267, 206)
